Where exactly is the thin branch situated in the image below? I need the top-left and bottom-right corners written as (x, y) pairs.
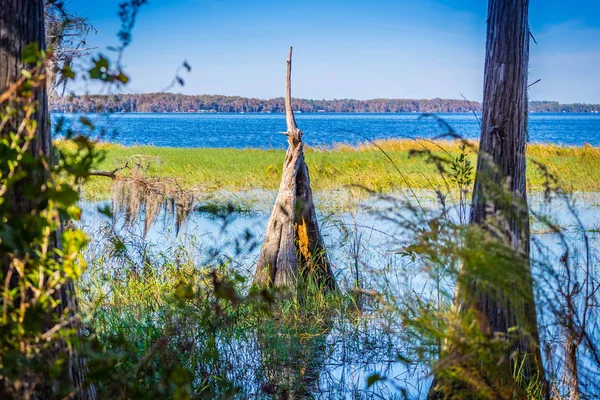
top-left (529, 30), bottom-right (538, 45)
top-left (89, 154), bottom-right (160, 179)
top-left (460, 93), bottom-right (481, 129)
top-left (0, 75), bottom-right (27, 104)
top-left (89, 170), bottom-right (119, 178)
top-left (285, 46), bottom-right (298, 133)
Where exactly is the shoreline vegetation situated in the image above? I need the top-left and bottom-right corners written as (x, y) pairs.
top-left (50, 93), bottom-right (600, 114)
top-left (61, 139), bottom-right (600, 201)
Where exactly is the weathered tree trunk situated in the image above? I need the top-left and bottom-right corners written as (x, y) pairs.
top-left (0, 0), bottom-right (95, 398)
top-left (429, 0), bottom-right (547, 398)
top-left (254, 47), bottom-right (336, 291)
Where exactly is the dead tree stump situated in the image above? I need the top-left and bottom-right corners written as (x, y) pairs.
top-left (253, 47), bottom-right (336, 291)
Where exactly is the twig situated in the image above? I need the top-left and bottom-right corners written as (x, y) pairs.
top-left (460, 93), bottom-right (481, 129)
top-left (285, 46), bottom-right (298, 134)
top-left (527, 79), bottom-right (541, 88)
top-left (529, 30), bottom-right (538, 45)
top-left (89, 154), bottom-right (160, 179)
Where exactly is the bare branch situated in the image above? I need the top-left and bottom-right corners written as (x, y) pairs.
top-left (89, 155), bottom-right (160, 179)
top-left (527, 78), bottom-right (541, 88)
top-left (285, 46), bottom-right (298, 133)
top-left (529, 29), bottom-right (538, 45)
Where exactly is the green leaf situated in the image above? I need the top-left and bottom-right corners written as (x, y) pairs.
top-left (89, 55), bottom-right (111, 81)
top-left (67, 204), bottom-right (82, 220)
top-left (22, 43), bottom-right (40, 64)
top-left (367, 373), bottom-right (384, 388)
top-left (61, 65), bottom-right (76, 80)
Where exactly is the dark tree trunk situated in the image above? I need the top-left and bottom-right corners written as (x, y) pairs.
top-left (429, 0), bottom-right (547, 398)
top-left (470, 2), bottom-right (545, 386)
top-left (0, 0), bottom-right (95, 398)
top-left (253, 47), bottom-right (336, 291)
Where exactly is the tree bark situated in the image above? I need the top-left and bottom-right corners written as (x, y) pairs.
top-left (0, 0), bottom-right (95, 398)
top-left (254, 47), bottom-right (336, 291)
top-left (429, 0), bottom-right (547, 398)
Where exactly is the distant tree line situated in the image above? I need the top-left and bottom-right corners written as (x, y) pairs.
top-left (49, 93), bottom-right (600, 114)
top-left (529, 101), bottom-right (600, 113)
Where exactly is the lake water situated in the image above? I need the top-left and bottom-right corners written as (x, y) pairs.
top-left (79, 190), bottom-right (600, 398)
top-left (52, 112), bottom-right (600, 148)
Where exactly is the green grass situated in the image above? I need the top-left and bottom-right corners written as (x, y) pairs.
top-left (60, 139), bottom-right (600, 200)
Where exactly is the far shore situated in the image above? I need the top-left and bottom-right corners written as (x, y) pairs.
top-left (50, 110), bottom-right (600, 114)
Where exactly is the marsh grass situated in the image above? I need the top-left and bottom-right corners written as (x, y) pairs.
top-left (68, 136), bottom-right (600, 399)
top-left (57, 139), bottom-right (600, 201)
top-left (78, 216), bottom-right (411, 398)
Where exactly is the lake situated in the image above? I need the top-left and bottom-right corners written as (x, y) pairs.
top-left (52, 112), bottom-right (600, 148)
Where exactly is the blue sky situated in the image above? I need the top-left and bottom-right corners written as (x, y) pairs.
top-left (65, 0), bottom-right (600, 103)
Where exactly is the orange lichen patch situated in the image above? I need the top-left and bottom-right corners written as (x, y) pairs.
top-left (294, 216), bottom-right (311, 261)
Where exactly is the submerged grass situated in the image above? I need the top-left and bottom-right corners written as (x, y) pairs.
top-left (79, 225), bottom-right (391, 398)
top-left (57, 139), bottom-right (600, 200)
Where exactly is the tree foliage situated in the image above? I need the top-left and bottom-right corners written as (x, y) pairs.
top-left (50, 93), bottom-right (600, 114)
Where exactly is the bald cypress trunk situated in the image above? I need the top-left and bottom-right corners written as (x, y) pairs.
top-left (429, 0), bottom-right (547, 397)
top-left (0, 0), bottom-right (95, 398)
top-left (470, 2), bottom-right (544, 383)
top-left (253, 48), bottom-right (336, 291)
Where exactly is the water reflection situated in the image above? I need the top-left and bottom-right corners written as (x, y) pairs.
top-left (257, 320), bottom-right (333, 398)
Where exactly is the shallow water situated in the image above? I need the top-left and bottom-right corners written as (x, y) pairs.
top-left (79, 190), bottom-right (600, 398)
top-left (80, 190), bottom-right (600, 274)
